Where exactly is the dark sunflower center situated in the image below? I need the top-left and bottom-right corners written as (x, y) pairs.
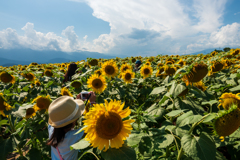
top-left (90, 59), bottom-right (98, 66)
top-left (123, 67), bottom-right (129, 71)
top-left (96, 112), bottom-right (123, 139)
top-left (105, 65), bottom-right (115, 75)
top-left (92, 79), bottom-right (103, 89)
top-left (1, 73), bottom-right (12, 83)
top-left (125, 73), bottom-right (131, 80)
top-left (72, 82), bottom-right (81, 88)
top-left (213, 63), bottom-right (223, 72)
top-left (144, 68), bottom-right (150, 75)
top-left (26, 108), bottom-right (35, 116)
top-left (37, 98), bottom-right (50, 109)
top-left (27, 74), bottom-right (34, 80)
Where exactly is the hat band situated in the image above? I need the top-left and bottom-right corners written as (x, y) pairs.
top-left (53, 103), bottom-right (79, 126)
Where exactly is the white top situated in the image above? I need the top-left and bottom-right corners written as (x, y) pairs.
top-left (48, 125), bottom-right (84, 160)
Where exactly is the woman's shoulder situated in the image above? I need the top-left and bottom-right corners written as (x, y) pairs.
top-left (65, 129), bottom-right (84, 140)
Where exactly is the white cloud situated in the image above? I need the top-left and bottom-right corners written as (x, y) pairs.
top-left (187, 22), bottom-right (240, 53)
top-left (0, 0), bottom-right (239, 56)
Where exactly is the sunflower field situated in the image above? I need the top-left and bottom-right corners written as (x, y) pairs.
top-left (1, 48), bottom-right (240, 160)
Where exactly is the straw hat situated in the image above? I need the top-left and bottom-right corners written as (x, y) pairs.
top-left (48, 96), bottom-right (85, 128)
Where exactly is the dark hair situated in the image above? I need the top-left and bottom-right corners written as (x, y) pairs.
top-left (47, 123), bottom-right (74, 148)
top-left (63, 63), bottom-right (78, 82)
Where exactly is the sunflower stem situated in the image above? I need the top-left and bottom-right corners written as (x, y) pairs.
top-left (78, 151), bottom-right (99, 160)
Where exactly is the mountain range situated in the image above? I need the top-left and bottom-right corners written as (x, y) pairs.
top-left (0, 48), bottom-right (226, 66)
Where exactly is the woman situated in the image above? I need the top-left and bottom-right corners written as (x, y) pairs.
top-left (47, 92), bottom-right (96, 160)
top-left (63, 63), bottom-right (78, 83)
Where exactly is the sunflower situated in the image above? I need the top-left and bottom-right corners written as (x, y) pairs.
top-left (0, 93), bottom-right (11, 116)
top-left (120, 64), bottom-right (132, 73)
top-left (71, 80), bottom-right (82, 89)
top-left (193, 81), bottom-right (207, 92)
top-left (145, 62), bottom-right (151, 66)
top-left (0, 71), bottom-right (15, 84)
top-left (35, 80), bottom-right (41, 86)
top-left (182, 62), bottom-right (208, 86)
top-left (26, 72), bottom-right (35, 81)
top-left (211, 61), bottom-right (223, 72)
top-left (89, 59), bottom-right (99, 66)
top-left (59, 68), bottom-right (66, 73)
top-left (32, 95), bottom-right (52, 111)
top-left (44, 69), bottom-right (53, 77)
top-left (211, 51), bottom-right (218, 56)
top-left (218, 93), bottom-right (240, 110)
top-left (83, 99), bottom-right (135, 151)
top-left (165, 61), bottom-right (174, 65)
top-left (223, 59), bottom-right (234, 68)
top-left (177, 59), bottom-right (186, 66)
top-left (61, 87), bottom-right (73, 97)
top-left (25, 107), bottom-right (36, 119)
top-left (140, 65), bottom-right (153, 79)
top-left (164, 65), bottom-right (177, 76)
top-left (157, 63), bottom-right (164, 67)
top-left (101, 60), bottom-right (118, 78)
top-left (214, 104), bottom-right (240, 138)
top-left (87, 74), bottom-right (107, 94)
top-left (122, 70), bottom-right (135, 84)
top-left (230, 49), bottom-right (240, 56)
top-left (131, 58), bottom-right (136, 63)
top-left (155, 67), bottom-right (164, 77)
top-left (94, 69), bottom-right (102, 76)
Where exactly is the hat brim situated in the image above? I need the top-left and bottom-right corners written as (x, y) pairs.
top-left (48, 99), bottom-right (85, 128)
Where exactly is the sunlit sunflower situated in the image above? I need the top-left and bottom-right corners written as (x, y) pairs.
top-left (193, 81), bottom-right (207, 92)
top-left (230, 49), bottom-right (240, 56)
top-left (59, 68), bottom-right (66, 73)
top-left (83, 99), bottom-right (135, 151)
top-left (214, 104), bottom-right (240, 138)
top-left (218, 93), bottom-right (240, 110)
top-left (0, 93), bottom-right (11, 116)
top-left (32, 95), bottom-right (52, 111)
top-left (145, 62), bottom-right (151, 66)
top-left (120, 64), bottom-right (132, 73)
top-left (122, 70), bottom-right (135, 84)
top-left (155, 67), bottom-right (164, 77)
top-left (25, 107), bottom-right (36, 119)
top-left (157, 63), bottom-right (164, 67)
top-left (87, 74), bottom-right (107, 94)
top-left (94, 69), bottom-right (102, 76)
top-left (182, 62), bottom-right (208, 86)
top-left (223, 59), bottom-right (234, 68)
top-left (140, 65), bottom-right (153, 79)
top-left (89, 59), bottom-right (99, 66)
top-left (44, 69), bottom-right (53, 77)
top-left (25, 72), bottom-right (35, 81)
top-left (101, 60), bottom-right (118, 78)
top-left (34, 79), bottom-right (41, 86)
top-left (177, 59), bottom-right (186, 66)
top-left (0, 71), bottom-right (15, 84)
top-left (164, 65), bottom-right (177, 76)
top-left (211, 61), bottom-right (223, 72)
top-left (165, 61), bottom-right (174, 65)
top-left (71, 80), bottom-right (82, 89)
top-left (211, 51), bottom-right (218, 56)
top-left (61, 87), bottom-right (73, 97)
top-left (131, 58), bottom-right (136, 63)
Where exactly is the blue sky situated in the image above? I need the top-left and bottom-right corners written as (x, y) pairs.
top-left (0, 0), bottom-right (240, 56)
